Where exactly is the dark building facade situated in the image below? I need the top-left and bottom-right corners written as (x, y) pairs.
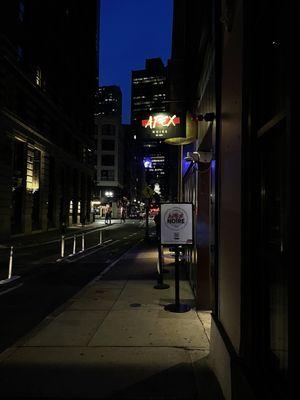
top-left (131, 58), bottom-right (171, 201)
top-left (94, 85), bottom-right (124, 218)
top-left (95, 85), bottom-right (122, 118)
top-left (131, 58), bottom-right (167, 123)
top-left (170, 0), bottom-right (295, 399)
top-left (0, 0), bottom-right (99, 240)
top-left (122, 123), bottom-right (139, 203)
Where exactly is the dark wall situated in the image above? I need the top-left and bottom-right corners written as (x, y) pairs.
top-left (0, 0), bottom-right (98, 141)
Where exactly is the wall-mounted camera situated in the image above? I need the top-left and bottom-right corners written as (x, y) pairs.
top-left (184, 151), bottom-right (212, 164)
top-left (197, 112), bottom-right (215, 122)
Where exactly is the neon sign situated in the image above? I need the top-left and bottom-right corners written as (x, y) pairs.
top-left (139, 112), bottom-right (185, 140)
top-left (142, 114), bottom-right (180, 129)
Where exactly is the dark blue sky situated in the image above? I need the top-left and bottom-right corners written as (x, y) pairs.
top-left (99, 0), bottom-right (173, 124)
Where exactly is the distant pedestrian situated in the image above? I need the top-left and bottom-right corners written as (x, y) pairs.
top-left (120, 206), bottom-right (126, 223)
top-left (104, 203), bottom-right (112, 224)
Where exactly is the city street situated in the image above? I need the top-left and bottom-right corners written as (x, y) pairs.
top-left (0, 236), bottom-right (224, 400)
top-left (0, 0), bottom-right (294, 397)
top-left (0, 220), bottom-right (146, 353)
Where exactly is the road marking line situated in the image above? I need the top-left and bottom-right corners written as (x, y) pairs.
top-left (4, 225), bottom-right (114, 250)
top-left (56, 238), bottom-right (115, 262)
top-left (66, 239), bottom-right (120, 263)
top-left (92, 239), bottom-right (143, 283)
top-left (0, 283), bottom-right (23, 297)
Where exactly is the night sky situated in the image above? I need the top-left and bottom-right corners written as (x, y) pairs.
top-left (99, 0), bottom-right (173, 124)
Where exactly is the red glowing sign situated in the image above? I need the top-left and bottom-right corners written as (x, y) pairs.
top-left (142, 114), bottom-right (180, 129)
top-left (139, 113), bottom-right (185, 140)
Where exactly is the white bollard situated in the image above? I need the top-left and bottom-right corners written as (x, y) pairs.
top-left (61, 235), bottom-right (65, 258)
top-left (81, 233), bottom-right (85, 252)
top-left (99, 230), bottom-right (102, 245)
top-left (8, 246), bottom-right (13, 279)
top-left (73, 235), bottom-right (76, 255)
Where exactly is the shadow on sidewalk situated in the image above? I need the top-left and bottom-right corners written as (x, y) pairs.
top-left (0, 352), bottom-right (224, 399)
top-left (0, 239), bottom-right (224, 399)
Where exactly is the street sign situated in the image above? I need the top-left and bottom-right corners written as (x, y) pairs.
top-left (142, 186), bottom-right (154, 198)
top-left (160, 203), bottom-right (193, 245)
top-left (140, 113), bottom-right (185, 140)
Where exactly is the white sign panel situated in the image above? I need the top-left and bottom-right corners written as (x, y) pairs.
top-left (160, 203), bottom-right (193, 245)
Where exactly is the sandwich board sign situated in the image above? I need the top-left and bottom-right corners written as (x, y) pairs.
top-left (160, 203), bottom-right (193, 245)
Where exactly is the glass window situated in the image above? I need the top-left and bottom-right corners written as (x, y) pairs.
top-left (101, 170), bottom-right (114, 181)
top-left (101, 139), bottom-right (115, 151)
top-left (19, 0), bottom-right (25, 21)
top-left (102, 124), bottom-right (116, 136)
top-left (17, 46), bottom-right (23, 61)
top-left (101, 155), bottom-right (114, 166)
top-left (259, 124), bottom-right (288, 381)
top-left (36, 67), bottom-right (42, 87)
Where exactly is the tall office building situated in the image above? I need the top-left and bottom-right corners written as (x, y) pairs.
top-left (122, 124), bottom-right (138, 202)
top-left (131, 58), bottom-right (167, 123)
top-left (95, 85), bottom-right (122, 118)
top-left (131, 58), bottom-right (169, 200)
top-left (94, 86), bottom-right (124, 217)
top-left (0, 0), bottom-right (99, 240)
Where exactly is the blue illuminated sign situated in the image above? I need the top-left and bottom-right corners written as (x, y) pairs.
top-left (143, 157), bottom-right (152, 169)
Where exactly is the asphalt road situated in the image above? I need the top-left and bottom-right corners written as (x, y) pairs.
top-left (0, 221), bottom-right (149, 353)
top-left (0, 220), bottom-right (145, 279)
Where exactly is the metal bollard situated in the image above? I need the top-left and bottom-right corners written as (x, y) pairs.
top-left (8, 246), bottom-right (13, 279)
top-left (72, 235), bottom-right (76, 255)
top-left (99, 230), bottom-right (102, 245)
top-left (61, 235), bottom-right (65, 258)
top-left (81, 233), bottom-right (85, 252)
top-left (154, 244), bottom-right (169, 290)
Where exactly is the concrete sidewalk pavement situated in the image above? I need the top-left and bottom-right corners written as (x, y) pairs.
top-left (0, 242), bottom-right (223, 399)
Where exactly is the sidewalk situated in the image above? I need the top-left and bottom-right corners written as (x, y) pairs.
top-left (0, 241), bottom-right (223, 399)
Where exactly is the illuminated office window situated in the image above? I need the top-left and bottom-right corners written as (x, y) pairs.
top-left (36, 67), bottom-right (42, 87)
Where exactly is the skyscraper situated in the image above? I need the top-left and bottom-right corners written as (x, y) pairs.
top-left (95, 85), bottom-right (122, 118)
top-left (131, 58), bottom-right (167, 124)
top-left (130, 58), bottom-right (169, 200)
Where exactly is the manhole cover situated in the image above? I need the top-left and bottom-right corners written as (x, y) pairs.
top-left (130, 303), bottom-right (141, 308)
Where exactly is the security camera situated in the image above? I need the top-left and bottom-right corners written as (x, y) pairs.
top-left (184, 152), bottom-right (194, 162)
top-left (197, 112), bottom-right (216, 122)
top-left (198, 151), bottom-right (212, 163)
top-left (184, 151), bottom-right (212, 163)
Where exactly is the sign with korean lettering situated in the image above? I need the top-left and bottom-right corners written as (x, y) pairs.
top-left (140, 113), bottom-right (185, 140)
top-left (160, 203), bottom-right (193, 245)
